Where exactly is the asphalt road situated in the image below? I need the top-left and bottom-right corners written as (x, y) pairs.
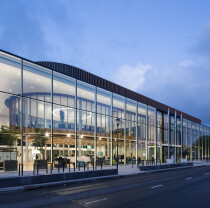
top-left (0, 166), bottom-right (210, 208)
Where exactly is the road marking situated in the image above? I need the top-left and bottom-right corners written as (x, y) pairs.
top-left (151, 184), bottom-right (163, 189)
top-left (185, 177), bottom-right (192, 180)
top-left (204, 173), bottom-right (210, 176)
top-left (85, 198), bottom-right (108, 205)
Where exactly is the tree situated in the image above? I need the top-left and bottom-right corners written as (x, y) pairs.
top-left (0, 125), bottom-right (17, 147)
top-left (32, 128), bottom-right (48, 159)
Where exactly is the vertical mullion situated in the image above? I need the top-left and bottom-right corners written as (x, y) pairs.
top-left (110, 93), bottom-right (113, 166)
top-left (124, 98), bottom-right (126, 165)
top-left (168, 109), bottom-right (170, 160)
top-left (135, 102), bottom-right (138, 164)
top-left (146, 105), bottom-right (148, 160)
top-left (51, 70), bottom-right (53, 165)
top-left (175, 111), bottom-right (177, 163)
top-left (94, 87), bottom-right (97, 167)
top-left (181, 114), bottom-right (183, 162)
top-left (155, 109), bottom-right (157, 161)
top-left (75, 79), bottom-right (77, 166)
top-left (21, 59), bottom-right (23, 170)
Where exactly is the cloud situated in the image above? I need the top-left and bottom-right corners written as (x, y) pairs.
top-left (112, 63), bottom-right (152, 91)
top-left (177, 60), bottom-right (195, 67)
top-left (112, 61), bottom-right (210, 125)
top-left (0, 1), bottom-right (84, 64)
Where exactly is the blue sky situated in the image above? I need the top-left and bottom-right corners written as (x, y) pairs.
top-left (0, 0), bottom-right (210, 126)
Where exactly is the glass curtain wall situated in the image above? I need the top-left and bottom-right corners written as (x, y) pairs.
top-left (1, 51), bottom-right (210, 175)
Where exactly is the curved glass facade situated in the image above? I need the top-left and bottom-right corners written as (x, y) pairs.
top-left (0, 50), bottom-right (210, 174)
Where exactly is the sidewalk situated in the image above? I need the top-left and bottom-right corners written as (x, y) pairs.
top-left (0, 161), bottom-right (209, 192)
top-left (1, 161), bottom-right (210, 179)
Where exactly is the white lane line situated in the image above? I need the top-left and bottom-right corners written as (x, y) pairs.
top-left (185, 177), bottom-right (192, 180)
top-left (151, 184), bottom-right (163, 189)
top-left (204, 173), bottom-right (210, 176)
top-left (85, 198), bottom-right (108, 205)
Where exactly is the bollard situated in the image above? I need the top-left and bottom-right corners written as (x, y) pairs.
top-left (74, 162), bottom-right (75, 172)
top-left (19, 164), bottom-right (20, 176)
top-left (51, 163), bottom-right (53, 174)
top-left (37, 164), bottom-right (39, 175)
top-left (33, 163), bottom-right (35, 175)
top-left (101, 161), bottom-right (102, 170)
top-left (21, 164), bottom-right (23, 176)
top-left (46, 163), bottom-right (48, 174)
top-left (69, 163), bottom-right (70, 172)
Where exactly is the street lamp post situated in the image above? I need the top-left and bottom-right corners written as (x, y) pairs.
top-left (115, 118), bottom-right (121, 174)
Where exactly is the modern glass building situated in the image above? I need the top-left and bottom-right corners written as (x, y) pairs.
top-left (0, 49), bottom-right (209, 173)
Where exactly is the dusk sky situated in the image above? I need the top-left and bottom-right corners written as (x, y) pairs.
top-left (0, 0), bottom-right (209, 126)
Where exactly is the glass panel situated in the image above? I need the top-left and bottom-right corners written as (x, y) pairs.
top-left (97, 88), bottom-right (111, 115)
top-left (23, 60), bottom-right (51, 102)
top-left (0, 51), bottom-right (21, 95)
top-left (53, 72), bottom-right (75, 107)
top-left (77, 81), bottom-right (95, 112)
top-left (113, 94), bottom-right (125, 119)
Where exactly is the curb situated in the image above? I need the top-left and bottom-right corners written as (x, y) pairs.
top-left (0, 164), bottom-right (207, 193)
